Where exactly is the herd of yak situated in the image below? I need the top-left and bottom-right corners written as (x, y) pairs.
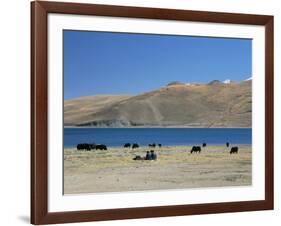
top-left (190, 143), bottom-right (238, 154)
top-left (76, 142), bottom-right (239, 154)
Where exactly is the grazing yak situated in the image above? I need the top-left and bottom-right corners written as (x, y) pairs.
top-left (202, 143), bottom-right (207, 147)
top-left (76, 143), bottom-right (95, 151)
top-left (132, 143), bottom-right (139, 149)
top-left (230, 146), bottom-right (239, 154)
top-left (190, 146), bottom-right (201, 154)
top-left (226, 142), bottom-right (230, 147)
top-left (148, 143), bottom-right (156, 148)
top-left (89, 144), bottom-right (96, 149)
top-left (133, 155), bottom-right (145, 160)
top-left (124, 143), bottom-right (131, 148)
top-left (95, 144), bottom-right (107, 150)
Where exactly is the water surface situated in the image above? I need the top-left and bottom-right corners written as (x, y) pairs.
top-left (64, 128), bottom-right (252, 148)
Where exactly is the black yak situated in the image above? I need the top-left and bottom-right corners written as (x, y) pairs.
top-left (148, 143), bottom-right (156, 148)
top-left (230, 146), bottom-right (238, 154)
top-left (133, 155), bottom-right (144, 160)
top-left (132, 143), bottom-right (139, 149)
top-left (95, 144), bottom-right (107, 150)
top-left (76, 143), bottom-right (93, 151)
top-left (89, 143), bottom-right (96, 149)
top-left (124, 143), bottom-right (131, 148)
top-left (190, 146), bottom-right (201, 154)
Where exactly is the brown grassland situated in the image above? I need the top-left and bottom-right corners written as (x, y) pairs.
top-left (64, 145), bottom-right (251, 194)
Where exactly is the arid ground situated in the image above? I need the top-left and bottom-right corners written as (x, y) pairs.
top-left (64, 145), bottom-right (251, 194)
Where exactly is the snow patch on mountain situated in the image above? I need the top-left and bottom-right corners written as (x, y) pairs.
top-left (245, 77), bottom-right (252, 81)
top-left (223, 79), bottom-right (231, 84)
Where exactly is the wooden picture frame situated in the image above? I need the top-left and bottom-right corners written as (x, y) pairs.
top-left (31, 1), bottom-right (274, 224)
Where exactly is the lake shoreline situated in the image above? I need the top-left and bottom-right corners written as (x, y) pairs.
top-left (64, 144), bottom-right (252, 149)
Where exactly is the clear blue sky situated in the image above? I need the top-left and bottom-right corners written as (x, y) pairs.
top-left (64, 30), bottom-right (252, 100)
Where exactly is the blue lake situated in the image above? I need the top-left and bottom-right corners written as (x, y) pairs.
top-left (64, 128), bottom-right (252, 148)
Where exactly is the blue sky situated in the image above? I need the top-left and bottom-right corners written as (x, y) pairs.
top-left (64, 30), bottom-right (252, 100)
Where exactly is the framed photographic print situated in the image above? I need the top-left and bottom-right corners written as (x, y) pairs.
top-left (31, 1), bottom-right (274, 225)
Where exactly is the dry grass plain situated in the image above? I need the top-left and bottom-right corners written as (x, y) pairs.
top-left (64, 145), bottom-right (251, 194)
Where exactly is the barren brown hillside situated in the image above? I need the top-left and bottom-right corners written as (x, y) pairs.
top-left (64, 81), bottom-right (251, 128)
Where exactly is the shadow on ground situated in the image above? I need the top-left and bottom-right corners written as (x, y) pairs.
top-left (18, 216), bottom-right (29, 224)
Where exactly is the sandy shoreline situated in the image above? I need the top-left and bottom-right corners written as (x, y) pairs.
top-left (64, 145), bottom-right (251, 194)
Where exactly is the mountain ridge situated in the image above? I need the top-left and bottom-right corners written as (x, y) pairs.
top-left (64, 80), bottom-right (252, 128)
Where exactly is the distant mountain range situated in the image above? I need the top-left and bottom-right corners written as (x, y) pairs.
top-left (64, 80), bottom-right (252, 128)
